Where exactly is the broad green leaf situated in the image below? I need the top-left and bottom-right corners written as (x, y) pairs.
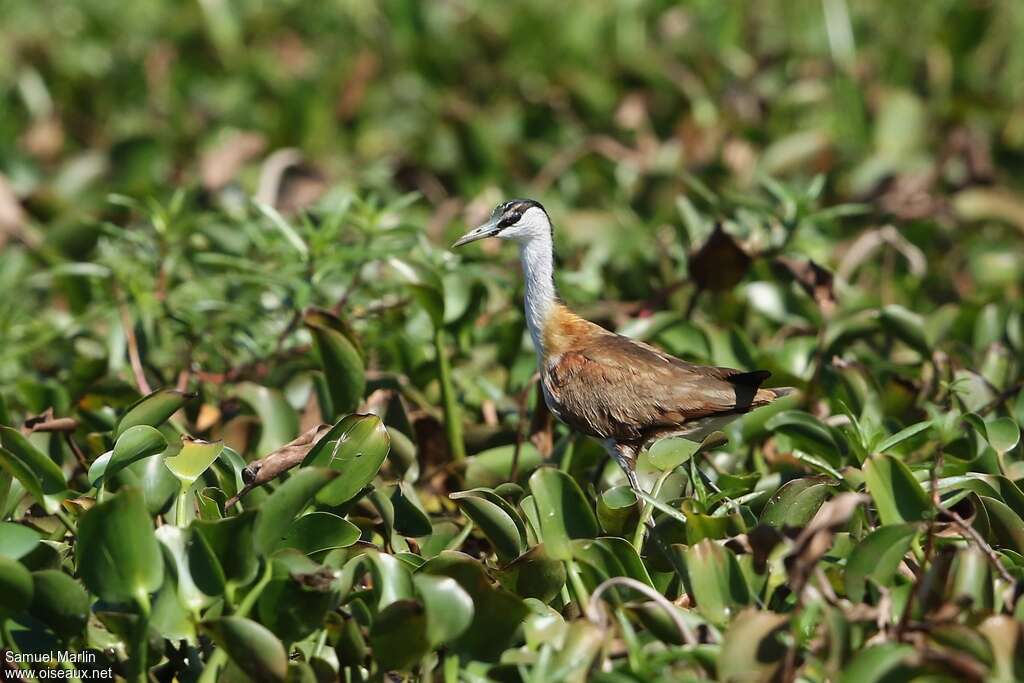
top-left (979, 496), bottom-right (1024, 555)
top-left (839, 643), bottom-right (914, 683)
top-left (191, 512), bottom-right (259, 591)
top-left (418, 551), bottom-right (529, 661)
top-left (257, 551), bottom-right (340, 645)
top-left (0, 556), bottom-right (33, 618)
top-left (203, 616), bottom-right (288, 683)
top-left (464, 443), bottom-right (542, 489)
top-left (387, 482), bottom-right (432, 537)
top-left (77, 488), bottom-right (164, 605)
top-left (368, 599), bottom-right (431, 671)
top-left (303, 414), bottom-right (389, 506)
top-left (164, 437), bottom-right (224, 487)
top-left (413, 573), bottom-right (474, 646)
top-left (845, 523), bottom-right (919, 602)
top-left (389, 258), bottom-right (445, 327)
top-left (684, 539), bottom-right (751, 625)
top-left (106, 425), bottom-right (167, 480)
top-left (497, 544), bottom-right (566, 603)
top-left (115, 389), bottom-right (193, 438)
top-left (29, 570), bottom-right (90, 638)
top-left (0, 426), bottom-right (66, 495)
top-left (276, 512), bottom-right (360, 555)
top-left (760, 478), bottom-right (832, 528)
top-left (451, 488), bottom-right (526, 563)
top-left (987, 417), bottom-right (1021, 454)
top-left (718, 609), bottom-right (788, 683)
top-left (155, 525), bottom-right (218, 610)
top-left (596, 485), bottom-right (640, 536)
top-left (863, 454), bottom-right (931, 524)
top-left (528, 468), bottom-right (599, 561)
top-left (766, 411), bottom-right (842, 465)
top-left (304, 309), bottom-right (365, 417)
top-left (253, 467), bottom-right (338, 556)
top-left (0, 522), bottom-right (40, 559)
top-left (235, 382), bottom-right (300, 456)
top-left (647, 437), bottom-right (700, 471)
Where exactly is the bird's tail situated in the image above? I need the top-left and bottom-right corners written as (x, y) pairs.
top-left (756, 386), bottom-right (795, 404)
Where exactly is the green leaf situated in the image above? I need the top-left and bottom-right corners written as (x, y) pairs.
top-left (718, 609), bottom-right (789, 683)
top-left (528, 468), bottom-right (599, 561)
top-left (596, 485), bottom-right (640, 536)
top-left (0, 426), bottom-right (67, 496)
top-left (986, 417), bottom-right (1021, 454)
top-left (276, 512), bottom-right (360, 555)
top-left (106, 425), bottom-right (168, 480)
top-left (164, 438), bottom-right (224, 487)
top-left (839, 643), bottom-right (914, 683)
top-left (418, 551), bottom-right (529, 661)
top-left (253, 467), bottom-right (338, 556)
top-left (156, 525), bottom-right (218, 610)
top-left (303, 414), bottom-right (389, 506)
top-left (451, 488), bottom-right (527, 563)
top-left (979, 496), bottom-right (1024, 555)
top-left (684, 539), bottom-right (751, 625)
top-left (413, 573), bottom-right (474, 646)
top-left (191, 512), bottom-right (259, 590)
top-left (29, 569), bottom-right (90, 638)
top-left (464, 443), bottom-right (543, 488)
top-left (765, 411), bottom-right (842, 464)
top-left (77, 488), bottom-right (164, 605)
top-left (115, 388), bottom-right (193, 438)
top-left (760, 478), bottom-right (832, 528)
top-left (0, 522), bottom-right (40, 560)
top-left (879, 304), bottom-right (931, 357)
top-left (235, 382), bottom-right (300, 456)
top-left (0, 556), bottom-right (33, 618)
top-left (875, 420), bottom-right (932, 453)
top-left (647, 437), bottom-right (700, 471)
top-left (389, 258), bottom-right (445, 327)
top-left (863, 454), bottom-right (932, 524)
top-left (497, 544), bottom-right (566, 603)
top-left (203, 616), bottom-right (288, 683)
top-left (303, 309), bottom-right (365, 417)
top-left (368, 600), bottom-right (431, 671)
top-left (844, 523), bottom-right (919, 602)
top-left (387, 482), bottom-right (432, 537)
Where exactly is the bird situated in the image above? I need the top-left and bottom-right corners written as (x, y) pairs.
top-left (453, 199), bottom-right (791, 499)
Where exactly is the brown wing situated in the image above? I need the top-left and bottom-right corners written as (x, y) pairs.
top-left (543, 331), bottom-right (776, 444)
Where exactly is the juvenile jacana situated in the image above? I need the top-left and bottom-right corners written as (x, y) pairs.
top-left (454, 199), bottom-right (790, 497)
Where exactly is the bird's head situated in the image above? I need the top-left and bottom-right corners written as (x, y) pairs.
top-left (453, 199), bottom-right (551, 248)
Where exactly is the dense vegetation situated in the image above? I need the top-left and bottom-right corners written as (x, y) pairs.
top-left (2, 1), bottom-right (1024, 681)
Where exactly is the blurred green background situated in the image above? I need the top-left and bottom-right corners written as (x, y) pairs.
top-left (3, 3), bottom-right (1024, 681)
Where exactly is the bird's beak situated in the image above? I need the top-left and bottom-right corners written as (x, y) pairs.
top-left (452, 218), bottom-right (501, 248)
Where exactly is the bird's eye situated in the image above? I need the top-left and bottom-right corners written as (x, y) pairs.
top-left (502, 211), bottom-right (522, 227)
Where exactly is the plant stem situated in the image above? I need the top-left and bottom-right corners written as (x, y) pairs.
top-left (434, 327), bottom-right (465, 462)
top-left (565, 558), bottom-right (590, 612)
top-left (130, 591), bottom-right (152, 683)
top-left (632, 469), bottom-right (673, 550)
top-left (175, 483), bottom-right (190, 527)
top-left (197, 560), bottom-right (274, 683)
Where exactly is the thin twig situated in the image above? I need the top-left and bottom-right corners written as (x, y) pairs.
top-left (118, 299), bottom-right (151, 394)
top-left (944, 509), bottom-right (1016, 587)
top-left (585, 576), bottom-right (697, 646)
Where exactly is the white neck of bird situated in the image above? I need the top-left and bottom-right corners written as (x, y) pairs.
top-left (518, 232), bottom-right (557, 359)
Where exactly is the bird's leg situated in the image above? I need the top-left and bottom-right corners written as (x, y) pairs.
top-left (605, 441), bottom-right (655, 530)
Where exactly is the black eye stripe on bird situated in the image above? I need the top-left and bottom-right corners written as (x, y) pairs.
top-left (453, 198), bottom-right (793, 541)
